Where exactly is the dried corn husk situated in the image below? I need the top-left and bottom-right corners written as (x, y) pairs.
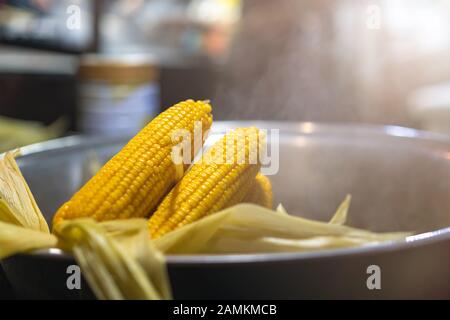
top-left (0, 152), bottom-right (170, 300)
top-left (0, 221), bottom-right (57, 259)
top-left (0, 116), bottom-right (65, 153)
top-left (154, 202), bottom-right (409, 254)
top-left (329, 194), bottom-right (351, 225)
top-left (54, 219), bottom-right (171, 300)
top-left (0, 151), bottom-right (49, 232)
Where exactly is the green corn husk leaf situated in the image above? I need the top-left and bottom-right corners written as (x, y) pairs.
top-left (54, 219), bottom-right (171, 300)
top-left (155, 203), bottom-right (410, 255)
top-left (0, 151), bottom-right (49, 233)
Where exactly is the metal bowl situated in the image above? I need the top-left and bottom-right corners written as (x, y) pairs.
top-left (2, 122), bottom-right (450, 299)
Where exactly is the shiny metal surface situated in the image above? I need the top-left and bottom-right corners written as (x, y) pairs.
top-left (2, 122), bottom-right (450, 299)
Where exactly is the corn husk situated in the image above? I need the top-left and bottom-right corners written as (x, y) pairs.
top-left (54, 219), bottom-right (171, 300)
top-left (0, 116), bottom-right (65, 153)
top-left (275, 203), bottom-right (289, 215)
top-left (208, 236), bottom-right (376, 254)
top-left (0, 221), bottom-right (57, 259)
top-left (94, 219), bottom-right (171, 299)
top-left (0, 151), bottom-right (49, 232)
top-left (329, 194), bottom-right (351, 225)
top-left (0, 152), bottom-right (170, 300)
top-left (155, 200), bottom-right (409, 254)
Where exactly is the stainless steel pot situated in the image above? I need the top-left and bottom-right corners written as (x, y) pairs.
top-left (2, 122), bottom-right (450, 299)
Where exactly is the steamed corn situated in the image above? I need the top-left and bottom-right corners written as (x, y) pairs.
top-left (148, 127), bottom-right (264, 238)
top-left (243, 173), bottom-right (273, 209)
top-left (53, 100), bottom-right (213, 226)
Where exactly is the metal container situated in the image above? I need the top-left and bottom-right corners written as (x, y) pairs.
top-left (2, 122), bottom-right (450, 299)
top-left (77, 54), bottom-right (160, 135)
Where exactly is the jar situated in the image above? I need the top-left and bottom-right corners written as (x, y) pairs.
top-left (77, 54), bottom-right (160, 135)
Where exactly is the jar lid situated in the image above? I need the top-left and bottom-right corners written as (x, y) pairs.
top-left (78, 54), bottom-right (158, 82)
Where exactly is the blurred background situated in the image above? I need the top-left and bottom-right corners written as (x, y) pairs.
top-left (1, 0), bottom-right (450, 150)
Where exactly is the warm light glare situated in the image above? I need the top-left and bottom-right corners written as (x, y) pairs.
top-left (299, 122), bottom-right (316, 134)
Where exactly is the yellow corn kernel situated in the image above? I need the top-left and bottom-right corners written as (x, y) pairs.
top-left (53, 100), bottom-right (213, 226)
top-left (243, 173), bottom-right (273, 209)
top-left (149, 127), bottom-right (264, 238)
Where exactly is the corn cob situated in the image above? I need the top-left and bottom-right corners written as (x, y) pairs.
top-left (242, 173), bottom-right (273, 209)
top-left (53, 100), bottom-right (213, 226)
top-left (148, 127), bottom-right (264, 238)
